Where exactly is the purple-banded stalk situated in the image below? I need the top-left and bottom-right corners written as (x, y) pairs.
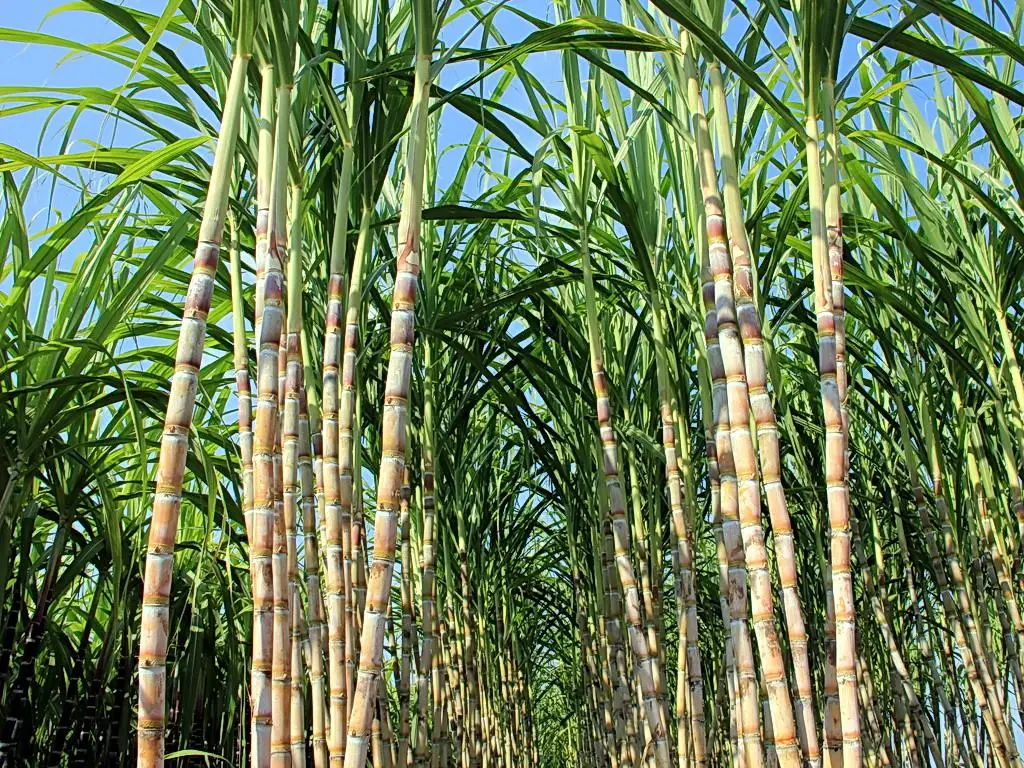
top-left (622, 425), bottom-right (669, 757)
top-left (333, 206), bottom-right (372, 754)
top-left (682, 34), bottom-right (763, 768)
top-left (806, 82), bottom-right (861, 768)
top-left (397, 464), bottom-right (414, 768)
top-left (820, 79), bottom-right (850, 768)
top-left (557, 15), bottom-right (668, 761)
top-left (703, 66), bottom-right (801, 768)
top-left (136, 30), bottom-right (250, 768)
top-left (578, 223), bottom-right (671, 768)
top-left (321, 90), bottom-right (358, 760)
top-left (250, 60), bottom-right (277, 768)
top-left (343, 8), bottom-right (433, 765)
top-left (351, 365), bottom-right (367, 667)
top-left (589, 528), bottom-right (621, 768)
top-left (413, 332), bottom-right (438, 768)
top-left (701, 243), bottom-right (762, 768)
top-left (696, 349), bottom-right (742, 764)
top-left (290, 601), bottom-right (306, 768)
top-left (266, 69), bottom-right (294, 768)
top-left (282, 183), bottom-right (306, 767)
top-left (229, 215), bottom-right (255, 547)
top-left (272, 335), bottom-right (289, 768)
top-left (596, 514), bottom-right (631, 767)
top-left (649, 283), bottom-right (706, 767)
top-left (707, 59), bottom-right (819, 768)
top-left (253, 63), bottom-right (275, 373)
top-left (300, 392), bottom-right (329, 768)
top-left (821, 78), bottom-right (848, 456)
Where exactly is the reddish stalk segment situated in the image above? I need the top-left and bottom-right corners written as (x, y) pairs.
top-left (322, 146), bottom-right (355, 767)
top-left (414, 348), bottom-right (438, 767)
top-left (708, 60), bottom-right (819, 768)
top-left (228, 218), bottom-right (254, 547)
top-left (136, 47), bottom-right (249, 768)
top-left (301, 395), bottom-right (329, 768)
top-left (267, 76), bottom-right (294, 767)
top-left (343, 32), bottom-right (432, 766)
top-left (250, 63), bottom-right (277, 768)
top-left (398, 466), bottom-right (414, 768)
top-left (337, 207), bottom-right (372, 746)
top-left (579, 226), bottom-right (671, 768)
top-left (271, 333), bottom-right (290, 768)
top-left (806, 93), bottom-right (861, 766)
top-left (683, 34), bottom-right (771, 768)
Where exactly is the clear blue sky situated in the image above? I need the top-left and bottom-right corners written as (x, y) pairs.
top-left (0, 0), bottom-right (559, 228)
top-left (2, 2), bottom-right (192, 229)
top-left (1, 1), bottom-right (1010, 255)
top-left (0, 0), bottom-right (996, 301)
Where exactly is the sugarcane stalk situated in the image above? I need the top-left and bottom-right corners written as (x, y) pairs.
top-left (343, 7), bottom-right (433, 763)
top-left (708, 55), bottom-right (819, 768)
top-left (136, 25), bottom-right (251, 767)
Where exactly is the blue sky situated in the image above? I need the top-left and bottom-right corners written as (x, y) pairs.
top-left (0, 0), bottom-right (997, 330)
top-left (3, 0), bottom-right (1013, 284)
top-left (2, 2), bottom-right (177, 139)
top-left (2, 2), bottom-right (187, 231)
top-left (0, 0), bottom-right (561, 230)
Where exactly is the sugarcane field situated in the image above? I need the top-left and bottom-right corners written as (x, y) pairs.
top-left (3, 0), bottom-right (1024, 766)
